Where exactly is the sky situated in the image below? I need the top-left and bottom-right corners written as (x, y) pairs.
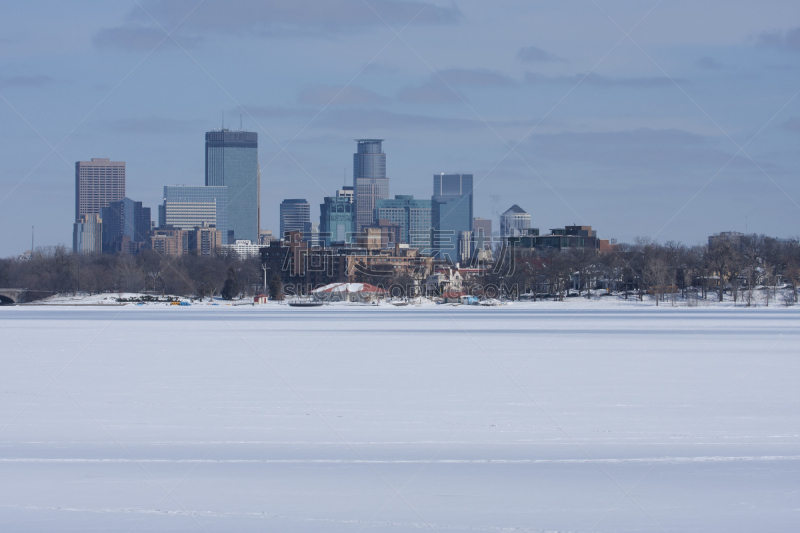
top-left (0, 0), bottom-right (799, 257)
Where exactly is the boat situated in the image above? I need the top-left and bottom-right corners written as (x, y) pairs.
top-left (288, 298), bottom-right (324, 307)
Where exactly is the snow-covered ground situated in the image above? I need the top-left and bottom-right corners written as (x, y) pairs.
top-left (1, 306), bottom-right (799, 532)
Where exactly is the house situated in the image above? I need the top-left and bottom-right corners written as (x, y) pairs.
top-left (253, 294), bottom-right (269, 304)
top-left (426, 267), bottom-right (463, 295)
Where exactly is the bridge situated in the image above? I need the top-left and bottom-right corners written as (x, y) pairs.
top-left (0, 289), bottom-right (51, 305)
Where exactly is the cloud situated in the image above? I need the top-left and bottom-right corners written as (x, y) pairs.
top-left (696, 56), bottom-right (723, 70)
top-left (92, 25), bottom-right (202, 51)
top-left (0, 75), bottom-right (56, 88)
top-left (94, 0), bottom-right (462, 50)
top-left (438, 68), bottom-right (514, 87)
top-left (317, 108), bottom-right (481, 131)
top-left (522, 128), bottom-right (752, 173)
top-left (397, 79), bottom-right (461, 104)
top-left (759, 26), bottom-right (800, 50)
top-left (781, 117), bottom-right (800, 133)
top-left (297, 85), bottom-right (389, 106)
top-left (517, 46), bottom-right (562, 63)
top-left (397, 68), bottom-right (512, 104)
top-left (101, 116), bottom-right (204, 134)
top-left (524, 71), bottom-right (681, 88)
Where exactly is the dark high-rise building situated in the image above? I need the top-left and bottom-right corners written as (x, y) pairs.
top-left (75, 158), bottom-right (125, 221)
top-left (353, 139), bottom-right (388, 233)
top-left (101, 197), bottom-right (151, 254)
top-left (320, 188), bottom-right (355, 246)
top-left (280, 199), bottom-right (310, 239)
top-left (431, 173), bottom-right (473, 263)
top-left (205, 129), bottom-right (259, 243)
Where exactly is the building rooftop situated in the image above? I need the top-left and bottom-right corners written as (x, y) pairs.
top-left (503, 204), bottom-right (528, 215)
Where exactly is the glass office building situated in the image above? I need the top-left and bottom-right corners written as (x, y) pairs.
top-left (280, 199), bottom-right (310, 239)
top-left (101, 197), bottom-right (151, 252)
top-left (320, 193), bottom-right (354, 246)
top-left (375, 195), bottom-right (433, 252)
top-left (161, 185), bottom-right (228, 240)
top-left (205, 129), bottom-right (259, 243)
top-left (432, 173), bottom-right (473, 262)
top-left (353, 139), bottom-right (388, 233)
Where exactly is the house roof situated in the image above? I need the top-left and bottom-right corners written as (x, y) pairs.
top-left (312, 282), bottom-right (387, 294)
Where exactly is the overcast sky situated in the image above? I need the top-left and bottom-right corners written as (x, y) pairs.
top-left (1, 0), bottom-right (799, 256)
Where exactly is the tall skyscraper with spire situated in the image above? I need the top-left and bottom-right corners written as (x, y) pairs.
top-left (353, 139), bottom-right (388, 234)
top-left (205, 129), bottom-right (259, 243)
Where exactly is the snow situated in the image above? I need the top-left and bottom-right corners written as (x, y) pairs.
top-left (1, 305), bottom-right (799, 532)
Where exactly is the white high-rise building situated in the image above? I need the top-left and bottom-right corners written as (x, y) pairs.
top-left (500, 205), bottom-right (531, 238)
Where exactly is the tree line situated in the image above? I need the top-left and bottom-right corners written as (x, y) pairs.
top-left (478, 235), bottom-right (800, 305)
top-left (0, 247), bottom-right (267, 300)
top-left (1, 234), bottom-right (798, 304)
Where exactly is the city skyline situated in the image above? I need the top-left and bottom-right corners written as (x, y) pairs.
top-left (1, 2), bottom-right (799, 257)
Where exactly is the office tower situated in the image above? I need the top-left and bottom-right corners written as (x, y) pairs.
top-left (303, 221), bottom-right (320, 247)
top-left (280, 199), bottom-right (310, 239)
top-left (375, 195), bottom-right (433, 251)
top-left (320, 193), bottom-right (355, 246)
top-left (205, 129), bottom-right (259, 243)
top-left (337, 185), bottom-right (354, 202)
top-left (160, 185), bottom-right (228, 241)
top-left (101, 197), bottom-right (151, 254)
top-left (458, 231), bottom-right (473, 264)
top-left (500, 205), bottom-right (531, 238)
top-left (75, 158), bottom-right (125, 221)
top-left (73, 213), bottom-right (102, 255)
top-left (431, 173), bottom-right (473, 262)
top-left (353, 139), bottom-right (388, 233)
top-left (473, 217), bottom-right (492, 250)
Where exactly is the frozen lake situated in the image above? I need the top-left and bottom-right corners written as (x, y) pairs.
top-left (1, 305), bottom-right (799, 532)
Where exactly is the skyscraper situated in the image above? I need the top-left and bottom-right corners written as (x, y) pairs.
top-left (205, 129), bottom-right (259, 243)
top-left (320, 190), bottom-right (355, 246)
top-left (101, 197), bottom-right (151, 254)
top-left (353, 139), bottom-right (388, 234)
top-left (280, 199), bottom-right (310, 239)
top-left (473, 218), bottom-right (492, 251)
top-left (431, 173), bottom-right (473, 262)
top-left (75, 158), bottom-right (125, 221)
top-left (375, 195), bottom-right (433, 251)
top-left (500, 205), bottom-right (531, 238)
top-left (73, 213), bottom-right (102, 255)
top-left (160, 185), bottom-right (228, 240)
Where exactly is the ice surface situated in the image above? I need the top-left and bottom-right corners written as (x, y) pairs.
top-left (1, 305), bottom-right (799, 532)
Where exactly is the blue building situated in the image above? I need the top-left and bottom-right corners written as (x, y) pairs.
top-left (205, 129), bottom-right (259, 243)
top-left (320, 188), bottom-right (355, 246)
top-left (375, 195), bottom-right (432, 252)
top-left (101, 197), bottom-right (151, 253)
top-left (432, 173), bottom-right (473, 263)
top-left (160, 185), bottom-right (228, 241)
top-left (280, 199), bottom-right (310, 240)
top-left (353, 139), bottom-right (388, 233)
